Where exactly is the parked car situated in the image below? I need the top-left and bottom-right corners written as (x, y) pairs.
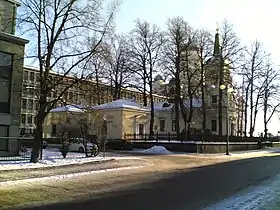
top-left (106, 139), bottom-right (133, 150)
top-left (67, 138), bottom-right (97, 153)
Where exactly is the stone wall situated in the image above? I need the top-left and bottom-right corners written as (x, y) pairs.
top-left (131, 142), bottom-right (260, 153)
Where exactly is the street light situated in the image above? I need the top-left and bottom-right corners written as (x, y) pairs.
top-left (102, 113), bottom-right (107, 159)
top-left (220, 84), bottom-right (235, 155)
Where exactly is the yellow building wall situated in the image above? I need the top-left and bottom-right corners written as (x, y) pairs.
top-left (43, 112), bottom-right (88, 138)
top-left (122, 109), bottom-right (150, 138)
top-left (87, 109), bottom-right (123, 140)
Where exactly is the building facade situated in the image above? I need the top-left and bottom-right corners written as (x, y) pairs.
top-left (0, 0), bottom-right (28, 155)
top-left (21, 66), bottom-right (167, 135)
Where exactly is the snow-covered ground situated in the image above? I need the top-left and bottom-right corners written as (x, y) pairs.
top-left (204, 171), bottom-right (280, 210)
top-left (0, 148), bottom-right (126, 171)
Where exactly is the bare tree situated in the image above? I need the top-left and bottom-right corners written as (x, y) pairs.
top-left (128, 20), bottom-right (164, 137)
top-left (240, 40), bottom-right (269, 137)
top-left (89, 51), bottom-right (107, 105)
top-left (194, 29), bottom-right (213, 139)
top-left (162, 17), bottom-right (191, 139)
top-left (18, 0), bottom-right (119, 163)
top-left (103, 34), bottom-right (133, 100)
top-left (260, 64), bottom-right (280, 139)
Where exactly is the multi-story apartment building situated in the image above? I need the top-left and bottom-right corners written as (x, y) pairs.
top-left (21, 66), bottom-right (167, 135)
top-left (0, 0), bottom-right (29, 155)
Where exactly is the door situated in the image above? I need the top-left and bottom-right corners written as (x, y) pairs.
top-left (138, 124), bottom-right (144, 139)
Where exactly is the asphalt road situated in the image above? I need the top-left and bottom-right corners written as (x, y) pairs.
top-left (20, 154), bottom-right (280, 210)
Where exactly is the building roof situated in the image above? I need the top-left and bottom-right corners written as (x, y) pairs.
top-left (50, 104), bottom-right (85, 113)
top-left (91, 99), bottom-right (149, 111)
top-left (154, 99), bottom-right (202, 111)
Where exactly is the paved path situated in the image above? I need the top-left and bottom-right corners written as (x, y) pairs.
top-left (18, 154), bottom-right (280, 210)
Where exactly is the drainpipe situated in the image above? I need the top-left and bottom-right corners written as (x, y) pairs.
top-left (11, 4), bottom-right (16, 34)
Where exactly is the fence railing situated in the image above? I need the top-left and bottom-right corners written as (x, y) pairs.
top-left (124, 133), bottom-right (275, 143)
top-left (0, 137), bottom-right (31, 161)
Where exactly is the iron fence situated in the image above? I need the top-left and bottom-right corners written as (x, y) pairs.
top-left (0, 137), bottom-right (31, 161)
top-left (124, 133), bottom-right (271, 143)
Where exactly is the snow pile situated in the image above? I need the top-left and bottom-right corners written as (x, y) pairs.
top-left (143, 146), bottom-right (173, 155)
top-left (0, 148), bottom-right (122, 171)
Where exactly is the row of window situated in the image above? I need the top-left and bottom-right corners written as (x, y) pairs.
top-left (21, 114), bottom-right (36, 125)
top-left (22, 70), bottom-right (166, 105)
top-left (0, 51), bottom-right (12, 114)
top-left (158, 119), bottom-right (218, 132)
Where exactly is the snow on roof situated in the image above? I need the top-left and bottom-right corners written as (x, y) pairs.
top-left (50, 104), bottom-right (85, 113)
top-left (154, 99), bottom-right (202, 111)
top-left (91, 99), bottom-right (149, 111)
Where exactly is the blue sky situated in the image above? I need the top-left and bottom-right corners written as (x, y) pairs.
top-left (115, 0), bottom-right (280, 135)
top-left (115, 0), bottom-right (280, 62)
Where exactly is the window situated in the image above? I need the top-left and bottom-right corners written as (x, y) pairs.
top-left (0, 125), bottom-right (8, 150)
top-left (23, 71), bottom-right (28, 81)
top-left (172, 120), bottom-right (176, 131)
top-left (35, 100), bottom-right (39, 110)
top-left (35, 73), bottom-right (40, 82)
top-left (138, 124), bottom-right (144, 135)
top-left (21, 114), bottom-right (26, 124)
top-left (22, 98), bottom-right (27, 110)
top-left (20, 128), bottom-right (25, 136)
top-left (0, 51), bottom-right (12, 113)
top-left (159, 119), bottom-right (165, 131)
top-left (211, 95), bottom-right (217, 104)
top-left (30, 72), bottom-right (34, 82)
top-left (52, 124), bottom-right (57, 136)
top-left (211, 120), bottom-right (217, 132)
top-left (28, 100), bottom-right (33, 111)
top-left (27, 115), bottom-right (32, 123)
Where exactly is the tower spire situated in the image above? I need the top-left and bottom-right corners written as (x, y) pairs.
top-left (213, 24), bottom-right (220, 55)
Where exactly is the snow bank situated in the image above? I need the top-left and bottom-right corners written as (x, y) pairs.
top-left (0, 148), bottom-right (124, 171)
top-left (143, 146), bottom-right (172, 155)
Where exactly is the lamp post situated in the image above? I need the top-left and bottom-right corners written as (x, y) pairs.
top-left (102, 113), bottom-right (107, 159)
top-left (220, 84), bottom-right (235, 155)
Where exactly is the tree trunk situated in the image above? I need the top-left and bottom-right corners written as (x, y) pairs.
top-left (149, 81), bottom-right (154, 139)
top-left (263, 90), bottom-right (268, 139)
top-left (30, 99), bottom-right (46, 163)
top-left (143, 80), bottom-right (147, 106)
top-left (244, 84), bottom-right (249, 138)
top-left (175, 74), bottom-right (181, 139)
top-left (96, 75), bottom-right (101, 105)
top-left (249, 79), bottom-right (254, 137)
top-left (187, 96), bottom-right (194, 139)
